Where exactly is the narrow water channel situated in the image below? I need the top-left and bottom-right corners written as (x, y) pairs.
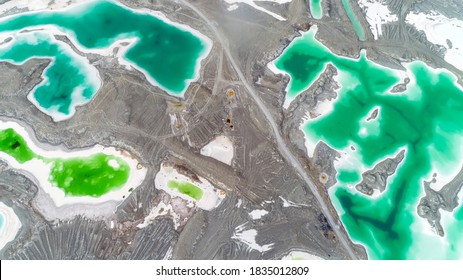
top-left (342, 0), bottom-right (366, 41)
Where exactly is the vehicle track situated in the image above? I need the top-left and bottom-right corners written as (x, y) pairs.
top-left (179, 0), bottom-right (358, 259)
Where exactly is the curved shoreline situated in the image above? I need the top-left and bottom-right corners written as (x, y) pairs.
top-left (155, 162), bottom-right (225, 210)
top-left (0, 31), bottom-right (102, 121)
top-left (0, 0), bottom-right (213, 98)
top-left (0, 120), bottom-right (147, 207)
top-left (0, 202), bottom-right (22, 250)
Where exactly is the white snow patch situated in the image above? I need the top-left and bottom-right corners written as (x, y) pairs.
top-left (163, 246), bottom-right (174, 260)
top-left (200, 135), bottom-right (234, 165)
top-left (0, 202), bottom-right (22, 250)
top-left (313, 99), bottom-right (336, 117)
top-left (279, 196), bottom-right (308, 208)
top-left (108, 159), bottom-right (120, 169)
top-left (227, 4), bottom-right (239, 11)
top-left (137, 201), bottom-right (183, 230)
top-left (282, 251), bottom-right (324, 260)
top-left (358, 0), bottom-right (398, 40)
top-left (249, 209), bottom-right (268, 220)
top-left (224, 0), bottom-right (292, 21)
top-left (0, 0), bottom-right (93, 14)
top-left (232, 223), bottom-right (274, 252)
top-left (407, 12), bottom-right (463, 71)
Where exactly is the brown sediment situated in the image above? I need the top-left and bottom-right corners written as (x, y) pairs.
top-left (227, 89), bottom-right (234, 97)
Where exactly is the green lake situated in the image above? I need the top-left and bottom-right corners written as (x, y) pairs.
top-left (167, 180), bottom-right (203, 201)
top-left (0, 128), bottom-right (38, 163)
top-left (49, 154), bottom-right (129, 197)
top-left (272, 27), bottom-right (463, 259)
top-left (0, 127), bottom-right (130, 197)
top-left (0, 0), bottom-right (210, 120)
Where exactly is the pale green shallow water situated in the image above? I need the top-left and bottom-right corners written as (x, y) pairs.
top-left (342, 0), bottom-right (365, 41)
top-left (0, 212), bottom-right (3, 231)
top-left (0, 0), bottom-right (209, 120)
top-left (273, 28), bottom-right (463, 259)
top-left (167, 180), bottom-right (203, 201)
top-left (309, 0), bottom-right (322, 19)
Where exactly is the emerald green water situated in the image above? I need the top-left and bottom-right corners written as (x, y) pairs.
top-left (273, 28), bottom-right (463, 259)
top-left (342, 0), bottom-right (365, 41)
top-left (0, 32), bottom-right (100, 117)
top-left (309, 0), bottom-right (322, 19)
top-left (167, 180), bottom-right (203, 201)
top-left (337, 169), bottom-right (361, 183)
top-left (0, 127), bottom-right (130, 197)
top-left (274, 29), bottom-right (332, 100)
top-left (0, 0), bottom-right (209, 119)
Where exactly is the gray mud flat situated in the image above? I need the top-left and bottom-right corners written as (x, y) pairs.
top-left (1, 0), bottom-right (461, 260)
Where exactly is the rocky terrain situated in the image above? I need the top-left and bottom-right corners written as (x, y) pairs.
top-left (1, 0), bottom-right (462, 260)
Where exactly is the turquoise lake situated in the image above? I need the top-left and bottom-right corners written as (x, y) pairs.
top-left (0, 32), bottom-right (101, 120)
top-left (0, 0), bottom-right (211, 120)
top-left (309, 0), bottom-right (322, 19)
top-left (272, 27), bottom-right (463, 259)
top-left (0, 212), bottom-right (3, 231)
